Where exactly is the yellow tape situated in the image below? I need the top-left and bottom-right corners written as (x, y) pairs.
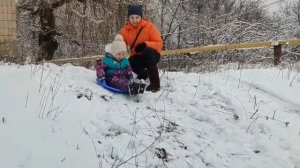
top-left (39, 39), bottom-right (300, 64)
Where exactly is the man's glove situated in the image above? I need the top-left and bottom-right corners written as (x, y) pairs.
top-left (135, 42), bottom-right (146, 53)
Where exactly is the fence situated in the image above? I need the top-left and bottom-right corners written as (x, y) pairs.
top-left (39, 39), bottom-right (300, 66)
top-left (0, 0), bottom-right (17, 56)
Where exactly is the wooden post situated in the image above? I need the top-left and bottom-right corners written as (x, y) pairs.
top-left (274, 44), bottom-right (282, 65)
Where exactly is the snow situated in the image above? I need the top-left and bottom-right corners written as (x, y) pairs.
top-left (0, 63), bottom-right (300, 168)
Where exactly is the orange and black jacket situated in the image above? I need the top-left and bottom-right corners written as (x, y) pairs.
top-left (120, 19), bottom-right (163, 57)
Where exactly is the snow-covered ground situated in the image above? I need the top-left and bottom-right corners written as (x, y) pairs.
top-left (0, 63), bottom-right (299, 168)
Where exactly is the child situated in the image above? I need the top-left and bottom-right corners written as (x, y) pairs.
top-left (96, 34), bottom-right (145, 95)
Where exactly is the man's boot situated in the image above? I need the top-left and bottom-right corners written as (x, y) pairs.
top-left (146, 65), bottom-right (160, 92)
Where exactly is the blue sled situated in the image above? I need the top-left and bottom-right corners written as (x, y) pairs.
top-left (96, 78), bottom-right (124, 94)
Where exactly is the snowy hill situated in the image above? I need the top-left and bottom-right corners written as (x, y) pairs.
top-left (0, 63), bottom-right (300, 168)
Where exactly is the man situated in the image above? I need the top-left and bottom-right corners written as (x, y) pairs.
top-left (120, 5), bottom-right (163, 92)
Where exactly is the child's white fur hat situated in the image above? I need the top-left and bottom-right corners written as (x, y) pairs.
top-left (105, 34), bottom-right (127, 55)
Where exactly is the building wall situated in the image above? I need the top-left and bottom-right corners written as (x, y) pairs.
top-left (0, 0), bottom-right (17, 56)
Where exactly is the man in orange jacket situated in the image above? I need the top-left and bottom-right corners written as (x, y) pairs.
top-left (120, 5), bottom-right (163, 92)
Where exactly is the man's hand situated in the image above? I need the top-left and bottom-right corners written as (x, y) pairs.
top-left (135, 42), bottom-right (146, 52)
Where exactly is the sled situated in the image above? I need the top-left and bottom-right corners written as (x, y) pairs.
top-left (96, 78), bottom-right (124, 94)
top-left (96, 78), bottom-right (146, 95)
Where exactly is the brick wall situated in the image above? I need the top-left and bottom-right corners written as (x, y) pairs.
top-left (0, 0), bottom-right (17, 56)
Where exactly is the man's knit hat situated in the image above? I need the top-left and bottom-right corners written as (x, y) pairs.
top-left (105, 34), bottom-right (127, 56)
top-left (128, 5), bottom-right (143, 18)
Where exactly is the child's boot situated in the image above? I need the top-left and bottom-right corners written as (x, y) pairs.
top-left (138, 79), bottom-right (146, 94)
top-left (128, 80), bottom-right (139, 95)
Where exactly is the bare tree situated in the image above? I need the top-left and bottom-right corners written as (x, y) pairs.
top-left (17, 0), bottom-right (149, 61)
top-left (156, 0), bottom-right (276, 49)
top-left (16, 0), bottom-right (283, 65)
top-left (278, 0), bottom-right (300, 61)
top-left (18, 0), bottom-right (72, 61)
